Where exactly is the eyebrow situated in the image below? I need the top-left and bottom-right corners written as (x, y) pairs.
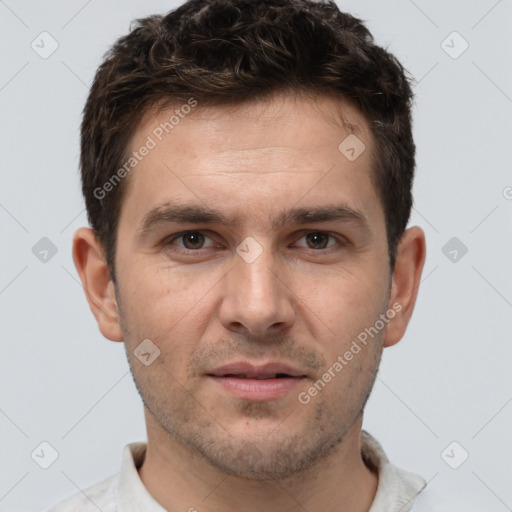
top-left (137, 201), bottom-right (370, 236)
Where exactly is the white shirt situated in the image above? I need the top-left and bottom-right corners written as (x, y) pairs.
top-left (48, 430), bottom-right (439, 511)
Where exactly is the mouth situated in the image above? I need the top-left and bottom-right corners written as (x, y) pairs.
top-left (215, 372), bottom-right (300, 379)
top-left (207, 361), bottom-right (307, 378)
top-left (206, 362), bottom-right (308, 401)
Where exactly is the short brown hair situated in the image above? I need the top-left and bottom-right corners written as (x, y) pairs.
top-left (80, 0), bottom-right (416, 283)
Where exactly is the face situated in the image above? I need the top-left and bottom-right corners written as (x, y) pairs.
top-left (113, 93), bottom-right (393, 479)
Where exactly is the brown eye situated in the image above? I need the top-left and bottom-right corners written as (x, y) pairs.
top-left (304, 232), bottom-right (332, 249)
top-left (180, 232), bottom-right (205, 250)
top-left (165, 231), bottom-right (214, 252)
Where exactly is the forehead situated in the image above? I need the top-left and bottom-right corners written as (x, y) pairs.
top-left (131, 92), bottom-right (370, 154)
top-left (118, 93), bottom-right (381, 231)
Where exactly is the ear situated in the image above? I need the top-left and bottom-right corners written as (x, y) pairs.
top-left (72, 227), bottom-right (124, 342)
top-left (383, 226), bottom-right (426, 348)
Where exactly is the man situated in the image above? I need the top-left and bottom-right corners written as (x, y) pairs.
top-left (50, 0), bottom-right (432, 510)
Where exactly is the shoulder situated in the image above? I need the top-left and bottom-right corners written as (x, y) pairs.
top-left (47, 473), bottom-right (117, 512)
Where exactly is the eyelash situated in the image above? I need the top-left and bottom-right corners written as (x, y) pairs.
top-left (163, 230), bottom-right (346, 255)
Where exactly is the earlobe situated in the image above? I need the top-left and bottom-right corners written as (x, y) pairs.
top-left (72, 227), bottom-right (124, 342)
top-left (383, 226), bottom-right (426, 348)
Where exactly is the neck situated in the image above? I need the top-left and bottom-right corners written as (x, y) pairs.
top-left (137, 413), bottom-right (379, 512)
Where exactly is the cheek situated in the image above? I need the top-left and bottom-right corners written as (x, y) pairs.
top-left (118, 267), bottom-right (218, 367)
top-left (122, 263), bottom-right (211, 322)
top-left (306, 270), bottom-right (387, 332)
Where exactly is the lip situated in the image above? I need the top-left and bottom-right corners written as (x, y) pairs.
top-left (206, 361), bottom-right (308, 401)
top-left (208, 376), bottom-right (305, 401)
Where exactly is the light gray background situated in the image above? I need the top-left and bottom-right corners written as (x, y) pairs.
top-left (1, 1), bottom-right (511, 511)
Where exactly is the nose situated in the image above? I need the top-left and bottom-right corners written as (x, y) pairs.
top-left (218, 244), bottom-right (296, 339)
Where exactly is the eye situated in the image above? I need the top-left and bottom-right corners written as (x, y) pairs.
top-left (164, 231), bottom-right (215, 252)
top-left (294, 231), bottom-right (341, 250)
